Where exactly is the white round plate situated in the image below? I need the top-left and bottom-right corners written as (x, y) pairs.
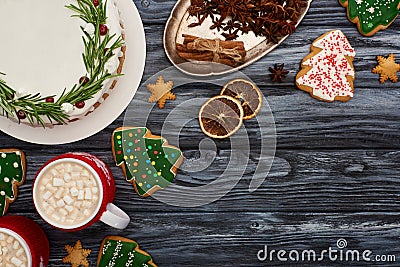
top-left (0, 0), bottom-right (146, 145)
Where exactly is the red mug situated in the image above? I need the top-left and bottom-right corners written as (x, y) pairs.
top-left (33, 152), bottom-right (130, 231)
top-left (0, 215), bottom-right (50, 266)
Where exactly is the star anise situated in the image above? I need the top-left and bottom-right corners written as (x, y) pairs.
top-left (223, 20), bottom-right (242, 32)
top-left (269, 63), bottom-right (289, 82)
top-left (210, 17), bottom-right (225, 31)
top-left (188, 14), bottom-right (207, 27)
top-left (187, 0), bottom-right (306, 41)
top-left (222, 28), bottom-right (239, 40)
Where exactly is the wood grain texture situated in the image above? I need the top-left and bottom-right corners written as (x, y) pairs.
top-left (19, 212), bottom-right (400, 266)
top-left (0, 0), bottom-right (399, 266)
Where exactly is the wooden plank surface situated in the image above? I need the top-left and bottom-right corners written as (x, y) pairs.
top-left (0, 0), bottom-right (400, 266)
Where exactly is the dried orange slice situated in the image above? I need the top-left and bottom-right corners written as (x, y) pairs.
top-left (199, 95), bottom-right (244, 139)
top-left (220, 79), bottom-right (262, 120)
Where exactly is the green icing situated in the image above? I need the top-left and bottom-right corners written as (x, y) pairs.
top-left (113, 127), bottom-right (182, 196)
top-left (340, 0), bottom-right (400, 34)
top-left (0, 151), bottom-right (24, 216)
top-left (98, 238), bottom-right (156, 267)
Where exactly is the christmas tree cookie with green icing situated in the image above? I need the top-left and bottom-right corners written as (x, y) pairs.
top-left (0, 149), bottom-right (26, 216)
top-left (112, 127), bottom-right (183, 197)
top-left (97, 236), bottom-right (157, 267)
top-left (340, 0), bottom-right (400, 36)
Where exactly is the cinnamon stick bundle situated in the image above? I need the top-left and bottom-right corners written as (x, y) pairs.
top-left (176, 34), bottom-right (246, 67)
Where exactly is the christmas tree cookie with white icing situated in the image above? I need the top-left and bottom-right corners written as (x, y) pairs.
top-left (97, 236), bottom-right (157, 267)
top-left (112, 127), bottom-right (183, 197)
top-left (340, 0), bottom-right (400, 36)
top-left (296, 30), bottom-right (356, 102)
top-left (0, 149), bottom-right (26, 216)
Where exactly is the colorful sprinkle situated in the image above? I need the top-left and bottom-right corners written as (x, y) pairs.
top-left (113, 127), bottom-right (183, 197)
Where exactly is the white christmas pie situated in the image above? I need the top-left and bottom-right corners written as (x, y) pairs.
top-left (0, 0), bottom-right (125, 126)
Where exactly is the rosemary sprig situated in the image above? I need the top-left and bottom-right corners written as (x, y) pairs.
top-left (0, 0), bottom-right (123, 127)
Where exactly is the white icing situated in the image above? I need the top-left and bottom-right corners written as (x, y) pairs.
top-left (61, 103), bottom-right (74, 114)
top-left (84, 23), bottom-right (96, 36)
top-left (105, 57), bottom-right (119, 73)
top-left (296, 30), bottom-right (355, 101)
top-left (0, 0), bottom-right (123, 125)
top-left (15, 88), bottom-right (29, 98)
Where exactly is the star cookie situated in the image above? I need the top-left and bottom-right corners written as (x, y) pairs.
top-left (147, 76), bottom-right (176, 108)
top-left (63, 240), bottom-right (91, 267)
top-left (372, 54), bottom-right (400, 83)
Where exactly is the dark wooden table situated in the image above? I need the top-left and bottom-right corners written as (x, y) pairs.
top-left (1, 0), bottom-right (400, 266)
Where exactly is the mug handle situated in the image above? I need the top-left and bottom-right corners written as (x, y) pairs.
top-left (100, 203), bottom-right (130, 229)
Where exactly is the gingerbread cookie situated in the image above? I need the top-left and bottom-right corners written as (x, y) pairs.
top-left (112, 127), bottom-right (183, 197)
top-left (0, 149), bottom-right (26, 216)
top-left (97, 236), bottom-right (157, 267)
top-left (62, 240), bottom-right (91, 267)
top-left (339, 0), bottom-right (400, 36)
top-left (372, 54), bottom-right (400, 83)
top-left (147, 76), bottom-right (176, 109)
top-left (296, 30), bottom-right (356, 102)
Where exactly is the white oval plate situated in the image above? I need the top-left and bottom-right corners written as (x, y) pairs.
top-left (0, 0), bottom-right (146, 145)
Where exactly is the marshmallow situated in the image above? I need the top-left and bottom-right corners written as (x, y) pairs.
top-left (16, 248), bottom-right (24, 257)
top-left (11, 257), bottom-right (22, 266)
top-left (64, 173), bottom-right (71, 182)
top-left (63, 195), bottom-right (73, 205)
top-left (84, 188), bottom-right (92, 200)
top-left (43, 191), bottom-right (52, 200)
top-left (65, 205), bottom-right (74, 212)
top-left (59, 208), bottom-right (68, 217)
top-left (78, 190), bottom-right (84, 200)
top-left (53, 178), bottom-right (64, 187)
top-left (70, 187), bottom-right (79, 197)
top-left (56, 199), bottom-right (65, 207)
top-left (65, 164), bottom-right (72, 172)
top-left (54, 188), bottom-right (64, 199)
top-left (77, 180), bottom-right (84, 189)
top-left (52, 213), bottom-right (61, 221)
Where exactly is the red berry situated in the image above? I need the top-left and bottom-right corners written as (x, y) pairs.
top-left (79, 76), bottom-right (89, 85)
top-left (6, 93), bottom-right (14, 101)
top-left (75, 102), bottom-right (85, 109)
top-left (93, 0), bottom-right (99, 7)
top-left (99, 24), bottom-right (108, 35)
top-left (45, 97), bottom-right (54, 103)
top-left (17, 110), bottom-right (26, 120)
